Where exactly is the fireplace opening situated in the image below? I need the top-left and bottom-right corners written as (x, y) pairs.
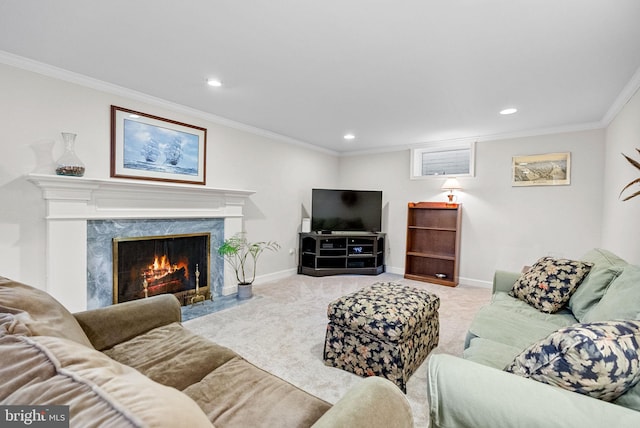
top-left (113, 233), bottom-right (211, 306)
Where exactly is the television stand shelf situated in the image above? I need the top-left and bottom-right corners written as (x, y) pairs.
top-left (298, 232), bottom-right (385, 277)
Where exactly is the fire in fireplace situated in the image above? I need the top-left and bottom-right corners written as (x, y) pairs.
top-left (113, 233), bottom-right (210, 305)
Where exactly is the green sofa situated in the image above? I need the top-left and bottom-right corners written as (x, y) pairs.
top-left (427, 248), bottom-right (640, 428)
top-left (0, 276), bottom-right (413, 428)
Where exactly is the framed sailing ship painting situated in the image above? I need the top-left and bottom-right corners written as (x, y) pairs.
top-left (110, 106), bottom-right (207, 185)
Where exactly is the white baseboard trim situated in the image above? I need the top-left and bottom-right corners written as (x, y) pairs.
top-left (459, 277), bottom-right (492, 289)
top-left (387, 265), bottom-right (492, 288)
top-left (254, 268), bottom-right (298, 285)
top-left (221, 268), bottom-right (297, 295)
top-left (250, 266), bottom-right (494, 289)
top-left (386, 266), bottom-right (404, 275)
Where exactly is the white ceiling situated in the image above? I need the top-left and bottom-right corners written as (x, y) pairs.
top-left (1, 0), bottom-right (640, 154)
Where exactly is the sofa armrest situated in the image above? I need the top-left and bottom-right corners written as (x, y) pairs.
top-left (492, 270), bottom-right (521, 294)
top-left (428, 354), bottom-right (640, 428)
top-left (73, 294), bottom-right (181, 351)
top-left (311, 376), bottom-right (413, 428)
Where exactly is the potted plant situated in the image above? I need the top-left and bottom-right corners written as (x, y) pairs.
top-left (217, 233), bottom-right (280, 299)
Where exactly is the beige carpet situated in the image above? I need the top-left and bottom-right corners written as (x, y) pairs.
top-left (184, 273), bottom-right (492, 427)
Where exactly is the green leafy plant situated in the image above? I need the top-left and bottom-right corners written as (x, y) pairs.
top-left (217, 233), bottom-right (280, 285)
top-left (620, 148), bottom-right (640, 201)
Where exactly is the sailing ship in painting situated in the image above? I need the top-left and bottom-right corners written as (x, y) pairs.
top-left (164, 138), bottom-right (183, 166)
top-left (122, 118), bottom-right (198, 176)
top-left (141, 137), bottom-right (183, 166)
top-left (141, 139), bottom-right (160, 163)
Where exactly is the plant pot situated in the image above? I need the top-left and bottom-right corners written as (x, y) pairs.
top-left (237, 283), bottom-right (253, 300)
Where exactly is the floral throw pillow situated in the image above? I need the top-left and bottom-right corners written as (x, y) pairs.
top-left (509, 257), bottom-right (593, 313)
top-left (505, 320), bottom-right (640, 401)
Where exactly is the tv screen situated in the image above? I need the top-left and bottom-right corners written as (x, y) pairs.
top-left (311, 189), bottom-right (382, 232)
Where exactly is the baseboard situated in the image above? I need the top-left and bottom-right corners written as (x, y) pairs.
top-left (387, 265), bottom-right (492, 288)
top-left (253, 268), bottom-right (298, 285)
top-left (458, 276), bottom-right (492, 288)
top-left (252, 266), bottom-right (494, 289)
top-left (386, 266), bottom-right (404, 275)
top-left (221, 268), bottom-right (297, 295)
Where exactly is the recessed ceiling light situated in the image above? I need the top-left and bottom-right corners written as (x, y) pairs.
top-left (207, 78), bottom-right (222, 87)
top-left (344, 134), bottom-right (355, 140)
top-left (500, 108), bottom-right (518, 115)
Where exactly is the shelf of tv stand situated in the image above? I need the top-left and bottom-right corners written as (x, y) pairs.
top-left (298, 232), bottom-right (385, 277)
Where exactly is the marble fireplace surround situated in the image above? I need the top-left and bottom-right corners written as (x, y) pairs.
top-left (28, 173), bottom-right (254, 313)
top-left (87, 218), bottom-right (222, 310)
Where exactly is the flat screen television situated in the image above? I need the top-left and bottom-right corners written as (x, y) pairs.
top-left (311, 189), bottom-right (382, 233)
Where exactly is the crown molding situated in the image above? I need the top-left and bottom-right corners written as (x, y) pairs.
top-left (0, 50), bottom-right (339, 157)
top-left (2, 49), bottom-right (635, 159)
top-left (601, 64), bottom-right (640, 126)
top-left (340, 121), bottom-right (605, 157)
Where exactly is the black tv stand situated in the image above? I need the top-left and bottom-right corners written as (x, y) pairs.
top-left (298, 232), bottom-right (385, 277)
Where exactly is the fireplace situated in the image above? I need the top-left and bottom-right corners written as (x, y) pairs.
top-left (113, 233), bottom-right (210, 306)
top-left (28, 174), bottom-right (255, 313)
top-left (87, 218), bottom-right (224, 310)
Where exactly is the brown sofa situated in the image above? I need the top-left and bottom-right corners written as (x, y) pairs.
top-left (0, 276), bottom-right (413, 427)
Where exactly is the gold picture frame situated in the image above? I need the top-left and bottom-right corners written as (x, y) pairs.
top-left (512, 152), bottom-right (571, 186)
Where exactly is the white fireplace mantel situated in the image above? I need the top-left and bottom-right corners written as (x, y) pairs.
top-left (28, 173), bottom-right (255, 312)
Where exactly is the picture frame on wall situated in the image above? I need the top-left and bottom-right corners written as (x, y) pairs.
top-left (512, 152), bottom-right (571, 186)
top-left (110, 105), bottom-right (207, 185)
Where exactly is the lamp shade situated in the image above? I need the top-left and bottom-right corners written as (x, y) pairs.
top-left (441, 178), bottom-right (462, 191)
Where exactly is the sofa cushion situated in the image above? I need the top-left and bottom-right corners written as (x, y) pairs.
top-left (581, 265), bottom-right (640, 323)
top-left (505, 320), bottom-right (640, 402)
top-left (104, 322), bottom-right (238, 391)
top-left (74, 294), bottom-right (182, 351)
top-left (463, 337), bottom-right (525, 370)
top-left (568, 248), bottom-right (626, 321)
top-left (0, 333), bottom-right (213, 427)
top-left (183, 356), bottom-right (331, 428)
top-left (509, 257), bottom-right (593, 313)
top-left (468, 292), bottom-right (578, 351)
top-left (0, 276), bottom-right (92, 347)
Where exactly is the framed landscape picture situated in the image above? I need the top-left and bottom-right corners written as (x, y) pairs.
top-left (512, 152), bottom-right (571, 186)
top-left (111, 106), bottom-right (207, 185)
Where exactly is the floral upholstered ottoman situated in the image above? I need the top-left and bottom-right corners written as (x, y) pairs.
top-left (323, 282), bottom-right (440, 392)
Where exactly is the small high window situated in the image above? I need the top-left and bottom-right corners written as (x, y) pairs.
top-left (411, 141), bottom-right (475, 179)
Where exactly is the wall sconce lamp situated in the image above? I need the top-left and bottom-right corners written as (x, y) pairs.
top-left (441, 177), bottom-right (462, 203)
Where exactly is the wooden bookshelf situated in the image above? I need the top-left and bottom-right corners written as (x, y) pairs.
top-left (404, 202), bottom-right (462, 287)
